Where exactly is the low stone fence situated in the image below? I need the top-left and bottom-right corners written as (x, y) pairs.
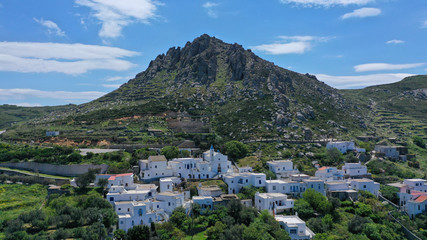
top-left (0, 169), bottom-right (70, 185)
top-left (0, 162), bottom-right (109, 177)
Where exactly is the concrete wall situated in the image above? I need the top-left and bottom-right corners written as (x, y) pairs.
top-left (0, 162), bottom-right (109, 177)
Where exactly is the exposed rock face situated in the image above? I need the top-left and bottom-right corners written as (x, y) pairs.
top-left (31, 34), bottom-right (366, 140)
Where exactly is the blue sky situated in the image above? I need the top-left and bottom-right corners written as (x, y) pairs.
top-left (0, 0), bottom-right (426, 106)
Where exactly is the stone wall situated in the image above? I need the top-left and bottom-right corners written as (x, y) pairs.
top-left (0, 162), bottom-right (109, 177)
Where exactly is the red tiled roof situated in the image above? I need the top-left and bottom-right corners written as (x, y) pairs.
top-left (318, 166), bottom-right (329, 171)
top-left (415, 195), bottom-right (427, 203)
top-left (107, 173), bottom-right (133, 181)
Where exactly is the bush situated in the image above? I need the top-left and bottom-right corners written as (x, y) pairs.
top-left (413, 136), bottom-right (426, 148)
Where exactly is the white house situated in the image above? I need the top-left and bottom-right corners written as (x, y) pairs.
top-left (203, 145), bottom-right (233, 175)
top-left (315, 167), bottom-right (344, 182)
top-left (155, 191), bottom-right (186, 214)
top-left (96, 173), bottom-right (134, 189)
top-left (254, 192), bottom-right (294, 214)
top-left (388, 179), bottom-right (427, 218)
top-left (116, 201), bottom-right (160, 231)
top-left (275, 215), bottom-right (315, 240)
top-left (140, 146), bottom-right (233, 181)
top-left (342, 162), bottom-right (369, 178)
top-left (107, 185), bottom-right (157, 204)
top-left (326, 141), bottom-right (355, 154)
top-left (223, 172), bottom-right (266, 194)
top-left (407, 195), bottom-right (427, 219)
top-left (265, 177), bottom-right (325, 197)
top-left (267, 160), bottom-right (300, 178)
top-left (325, 181), bottom-right (350, 192)
top-left (197, 185), bottom-right (223, 197)
top-left (238, 166), bottom-right (253, 173)
top-left (159, 177), bottom-right (182, 192)
top-left (140, 155), bottom-right (174, 180)
top-left (192, 196), bottom-right (214, 212)
top-left (349, 179), bottom-right (380, 196)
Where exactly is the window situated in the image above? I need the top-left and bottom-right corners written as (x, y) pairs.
top-left (118, 208), bottom-right (121, 210)
top-left (139, 209), bottom-right (143, 216)
top-left (128, 208), bottom-right (130, 212)
top-left (290, 229), bottom-right (297, 234)
top-left (259, 180), bottom-right (262, 184)
top-left (155, 165), bottom-right (157, 168)
top-left (364, 185), bottom-right (366, 188)
top-left (246, 179), bottom-right (248, 183)
top-left (120, 221), bottom-right (123, 224)
top-left (168, 202), bottom-right (171, 206)
top-left (167, 185), bottom-right (170, 189)
top-left (157, 205), bottom-right (159, 208)
top-left (273, 186), bottom-right (276, 190)
top-left (283, 186), bottom-right (285, 190)
top-left (109, 197), bottom-right (114, 201)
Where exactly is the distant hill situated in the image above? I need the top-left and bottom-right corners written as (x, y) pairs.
top-left (0, 104), bottom-right (72, 129)
top-left (1, 34), bottom-right (371, 145)
top-left (340, 75), bottom-right (427, 121)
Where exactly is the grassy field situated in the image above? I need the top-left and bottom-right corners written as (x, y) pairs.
top-left (0, 184), bottom-right (47, 223)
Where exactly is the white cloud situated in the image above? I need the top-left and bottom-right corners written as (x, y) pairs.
top-left (0, 88), bottom-right (106, 101)
top-left (102, 84), bottom-right (122, 88)
top-left (316, 73), bottom-right (415, 89)
top-left (252, 42), bottom-right (310, 55)
top-left (386, 39), bottom-right (405, 44)
top-left (14, 103), bottom-right (43, 107)
top-left (252, 35), bottom-right (331, 55)
top-left (422, 20), bottom-right (427, 28)
top-left (34, 18), bottom-right (66, 36)
top-left (203, 2), bottom-right (219, 18)
top-left (341, 8), bottom-right (381, 19)
top-left (106, 75), bottom-right (133, 81)
top-left (0, 42), bottom-right (139, 74)
top-left (75, 0), bottom-right (160, 38)
top-left (354, 63), bottom-right (425, 72)
top-left (279, 0), bottom-right (373, 7)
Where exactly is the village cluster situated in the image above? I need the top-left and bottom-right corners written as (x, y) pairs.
top-left (94, 143), bottom-right (427, 240)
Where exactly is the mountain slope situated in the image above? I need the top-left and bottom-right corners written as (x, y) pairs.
top-left (341, 75), bottom-right (427, 121)
top-left (2, 34), bottom-right (367, 144)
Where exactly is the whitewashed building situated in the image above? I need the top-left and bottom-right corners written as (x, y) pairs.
top-left (275, 215), bottom-right (315, 240)
top-left (254, 192), bottom-right (294, 214)
top-left (349, 178), bottom-right (380, 196)
top-left (159, 177), bottom-right (182, 192)
top-left (315, 167), bottom-right (344, 182)
top-left (197, 185), bottom-right (223, 197)
top-left (388, 179), bottom-right (427, 218)
top-left (140, 155), bottom-right (174, 180)
top-left (140, 146), bottom-right (233, 180)
top-left (223, 172), bottom-right (266, 194)
top-left (342, 162), bottom-right (369, 178)
top-left (407, 195), bottom-right (427, 219)
top-left (326, 141), bottom-right (355, 154)
top-left (155, 192), bottom-right (186, 214)
top-left (192, 196), bottom-right (214, 212)
top-left (265, 177), bottom-right (325, 197)
top-left (267, 160), bottom-right (300, 178)
top-left (116, 201), bottom-right (160, 231)
top-left (96, 173), bottom-right (134, 189)
top-left (107, 185), bottom-right (157, 204)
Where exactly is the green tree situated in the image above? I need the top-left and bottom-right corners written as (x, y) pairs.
top-left (170, 207), bottom-right (188, 230)
top-left (75, 168), bottom-right (99, 188)
top-left (348, 215), bottom-right (368, 233)
top-left (294, 199), bottom-right (314, 220)
top-left (224, 141), bottom-right (248, 161)
top-left (97, 178), bottom-right (109, 189)
top-left (302, 188), bottom-right (326, 210)
top-left (206, 221), bottom-right (226, 240)
top-left (413, 136), bottom-right (426, 148)
top-left (66, 152), bottom-right (82, 163)
top-left (127, 225), bottom-right (150, 240)
top-left (160, 146), bottom-right (179, 160)
top-left (114, 229), bottom-right (126, 240)
top-left (326, 148), bottom-right (342, 165)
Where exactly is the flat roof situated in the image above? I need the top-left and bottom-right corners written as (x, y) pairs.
top-left (257, 192), bottom-right (288, 198)
top-left (275, 215), bottom-right (305, 225)
top-left (350, 178), bottom-right (374, 183)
